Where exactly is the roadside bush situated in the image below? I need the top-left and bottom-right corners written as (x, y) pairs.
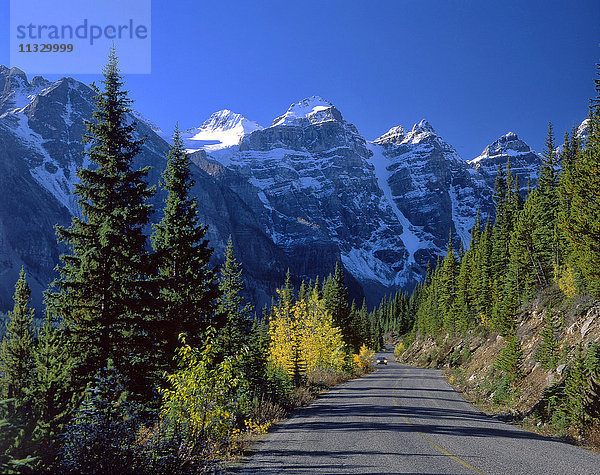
top-left (353, 344), bottom-right (374, 373)
top-left (394, 342), bottom-right (405, 360)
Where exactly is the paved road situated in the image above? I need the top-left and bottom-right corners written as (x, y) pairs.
top-left (235, 350), bottom-right (600, 474)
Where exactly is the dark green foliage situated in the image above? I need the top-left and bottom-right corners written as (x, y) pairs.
top-left (584, 342), bottom-right (600, 421)
top-left (0, 399), bottom-right (37, 473)
top-left (529, 122), bottom-right (560, 286)
top-left (408, 63), bottom-right (600, 338)
top-left (559, 62), bottom-right (600, 297)
top-left (46, 49), bottom-right (155, 397)
top-left (564, 344), bottom-right (587, 430)
top-left (215, 237), bottom-right (252, 360)
top-left (151, 126), bottom-right (219, 368)
top-left (60, 363), bottom-right (141, 474)
top-left (323, 263), bottom-right (354, 350)
top-left (495, 332), bottom-right (523, 384)
top-left (0, 268), bottom-right (35, 402)
top-left (242, 319), bottom-right (271, 395)
top-left (439, 234), bottom-right (458, 330)
top-left (535, 309), bottom-right (560, 371)
top-left (30, 313), bottom-right (74, 467)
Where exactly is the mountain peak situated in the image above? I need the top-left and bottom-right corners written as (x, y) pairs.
top-left (373, 125), bottom-right (406, 145)
top-left (469, 131), bottom-right (533, 166)
top-left (479, 132), bottom-right (530, 158)
top-left (272, 96), bottom-right (342, 127)
top-left (398, 119), bottom-right (439, 146)
top-left (577, 118), bottom-right (590, 142)
top-left (413, 119), bottom-right (436, 134)
top-left (200, 109), bottom-right (256, 133)
top-left (182, 109), bottom-right (263, 151)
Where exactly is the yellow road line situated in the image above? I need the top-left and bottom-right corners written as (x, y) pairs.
top-left (393, 380), bottom-right (485, 475)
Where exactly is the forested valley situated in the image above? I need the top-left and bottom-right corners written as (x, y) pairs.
top-left (2, 50), bottom-right (600, 471)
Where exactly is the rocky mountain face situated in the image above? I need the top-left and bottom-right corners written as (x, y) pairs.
top-left (468, 131), bottom-right (541, 193)
top-left (372, 120), bottom-right (492, 256)
top-left (0, 67), bottom-right (285, 311)
top-left (0, 67), bottom-right (552, 311)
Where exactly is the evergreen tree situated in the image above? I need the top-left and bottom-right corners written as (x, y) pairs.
top-left (358, 299), bottom-right (370, 344)
top-left (536, 309), bottom-right (559, 371)
top-left (279, 270), bottom-right (295, 311)
top-left (46, 49), bottom-right (155, 397)
top-left (495, 331), bottom-right (523, 384)
top-left (323, 263), bottom-right (354, 350)
top-left (0, 268), bottom-right (35, 402)
top-left (152, 126), bottom-right (218, 366)
top-left (490, 163), bottom-right (511, 281)
top-left (454, 250), bottom-right (473, 334)
top-left (560, 63), bottom-right (600, 296)
top-left (60, 363), bottom-right (140, 473)
top-left (439, 234), bottom-right (458, 330)
top-left (0, 399), bottom-right (37, 473)
top-left (215, 237), bottom-right (252, 359)
top-left (30, 313), bottom-right (74, 467)
top-left (564, 343), bottom-right (587, 430)
top-left (530, 122), bottom-right (559, 285)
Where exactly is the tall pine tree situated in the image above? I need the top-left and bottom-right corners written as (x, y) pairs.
top-left (215, 237), bottom-right (252, 359)
top-left (47, 49), bottom-right (155, 397)
top-left (0, 267), bottom-right (35, 402)
top-left (151, 126), bottom-right (218, 367)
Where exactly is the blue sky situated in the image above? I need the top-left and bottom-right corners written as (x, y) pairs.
top-left (2, 0), bottom-right (599, 158)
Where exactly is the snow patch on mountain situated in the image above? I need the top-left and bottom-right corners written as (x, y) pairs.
top-left (449, 180), bottom-right (475, 247)
top-left (373, 125), bottom-right (406, 145)
top-left (13, 115), bottom-right (80, 214)
top-left (130, 109), bottom-right (167, 139)
top-left (577, 118), bottom-right (590, 142)
top-left (0, 68), bottom-right (52, 116)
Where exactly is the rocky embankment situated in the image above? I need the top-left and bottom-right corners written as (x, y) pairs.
top-left (399, 287), bottom-right (600, 420)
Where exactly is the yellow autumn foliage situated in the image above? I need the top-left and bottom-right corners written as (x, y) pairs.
top-left (353, 344), bottom-right (375, 372)
top-left (268, 287), bottom-right (346, 377)
top-left (558, 265), bottom-right (578, 299)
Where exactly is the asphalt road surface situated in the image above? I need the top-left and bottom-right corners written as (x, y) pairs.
top-left (235, 350), bottom-right (600, 474)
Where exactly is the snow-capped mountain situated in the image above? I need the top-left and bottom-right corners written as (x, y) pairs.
top-left (372, 119), bottom-right (491, 251)
top-left (0, 66), bottom-right (548, 311)
top-left (469, 132), bottom-right (541, 191)
top-left (271, 96), bottom-right (341, 127)
top-left (200, 96), bottom-right (416, 296)
top-left (194, 100), bottom-right (503, 298)
top-left (577, 118), bottom-right (590, 143)
top-left (182, 109), bottom-right (263, 152)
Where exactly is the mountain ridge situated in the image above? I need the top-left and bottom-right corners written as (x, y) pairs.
top-left (0, 67), bottom-right (564, 311)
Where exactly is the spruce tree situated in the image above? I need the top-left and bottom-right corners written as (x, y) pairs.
top-left (530, 122), bottom-right (559, 285)
top-left (46, 49), bottom-right (155, 397)
top-left (560, 63), bottom-right (600, 296)
top-left (439, 234), bottom-right (458, 330)
top-left (0, 268), bottom-right (35, 402)
top-left (323, 263), bottom-right (354, 350)
top-left (565, 343), bottom-right (587, 430)
top-left (496, 331), bottom-right (523, 384)
top-left (30, 313), bottom-right (74, 467)
top-left (215, 237), bottom-right (252, 359)
top-left (536, 308), bottom-right (559, 371)
top-left (151, 126), bottom-right (218, 365)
